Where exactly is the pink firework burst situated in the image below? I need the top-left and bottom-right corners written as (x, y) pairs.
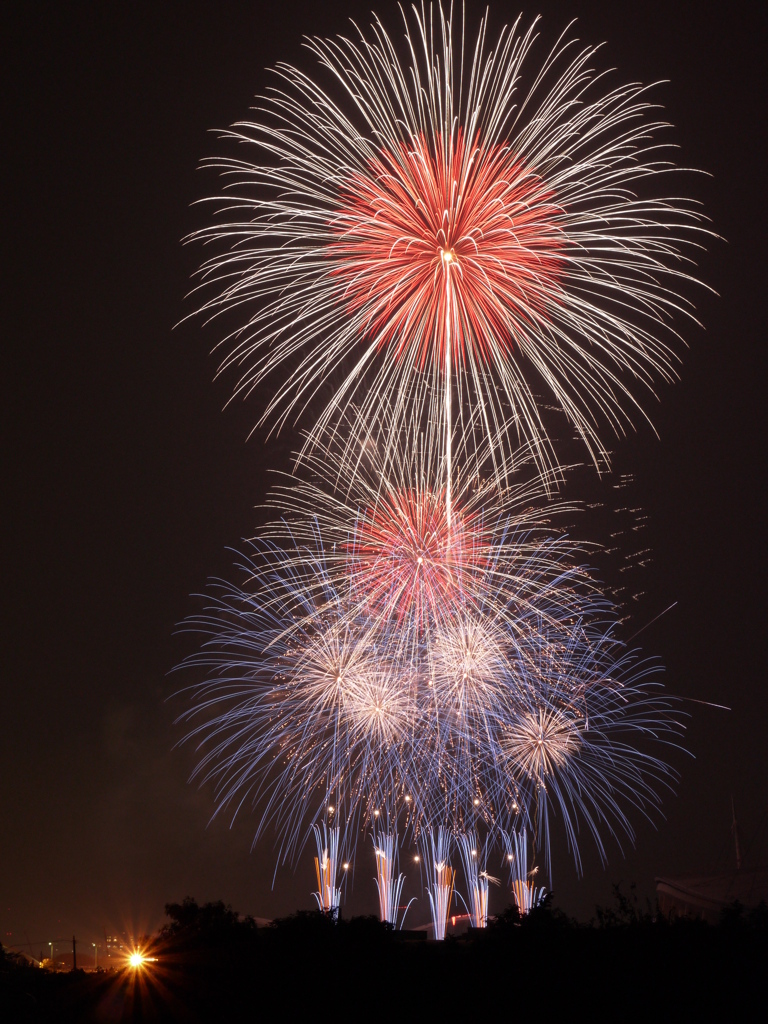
top-left (264, 403), bottom-right (596, 643)
top-left (330, 131), bottom-right (564, 372)
top-left (347, 487), bottom-right (485, 625)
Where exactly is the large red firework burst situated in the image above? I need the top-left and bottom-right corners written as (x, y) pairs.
top-left (194, 4), bottom-right (708, 474)
top-left (346, 488), bottom-right (486, 625)
top-left (330, 131), bottom-right (564, 371)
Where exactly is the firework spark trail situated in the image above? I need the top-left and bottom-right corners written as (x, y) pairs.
top-left (372, 828), bottom-right (414, 928)
top-left (420, 827), bottom-right (456, 940)
top-left (313, 823), bottom-right (342, 913)
top-left (190, 2), bottom-right (709, 481)
top-left (502, 829), bottom-right (546, 914)
top-left (457, 832), bottom-right (499, 928)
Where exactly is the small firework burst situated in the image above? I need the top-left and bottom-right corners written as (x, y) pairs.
top-left (498, 635), bottom-right (684, 874)
top-left (504, 705), bottom-right (583, 778)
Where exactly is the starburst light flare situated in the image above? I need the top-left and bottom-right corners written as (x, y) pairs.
top-left (191, 2), bottom-right (708, 482)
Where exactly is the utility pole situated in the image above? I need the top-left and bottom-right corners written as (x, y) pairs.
top-left (72, 935), bottom-right (77, 971)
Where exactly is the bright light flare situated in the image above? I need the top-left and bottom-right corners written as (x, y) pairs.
top-left (127, 950), bottom-right (156, 969)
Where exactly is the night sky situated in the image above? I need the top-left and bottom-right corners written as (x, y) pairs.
top-left (4, 0), bottom-right (767, 953)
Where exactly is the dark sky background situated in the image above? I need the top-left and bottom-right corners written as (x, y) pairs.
top-left (3, 0), bottom-right (767, 952)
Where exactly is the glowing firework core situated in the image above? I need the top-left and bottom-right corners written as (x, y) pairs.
top-left (331, 133), bottom-right (563, 370)
top-left (506, 708), bottom-right (583, 779)
top-left (349, 489), bottom-right (484, 622)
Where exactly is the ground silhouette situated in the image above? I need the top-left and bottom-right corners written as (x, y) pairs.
top-left (2, 891), bottom-right (765, 1021)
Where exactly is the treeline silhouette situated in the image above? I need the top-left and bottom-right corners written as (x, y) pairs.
top-left (2, 889), bottom-right (766, 1021)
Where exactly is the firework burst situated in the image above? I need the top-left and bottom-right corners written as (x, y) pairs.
top-left (497, 631), bottom-right (684, 875)
top-left (175, 538), bottom-right (422, 859)
top-left (177, 5), bottom-right (701, 898)
top-left (191, 2), bottom-right (708, 477)
top-left (264, 407), bottom-right (603, 651)
top-left (176, 447), bottom-right (682, 872)
top-left (329, 129), bottom-right (564, 375)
